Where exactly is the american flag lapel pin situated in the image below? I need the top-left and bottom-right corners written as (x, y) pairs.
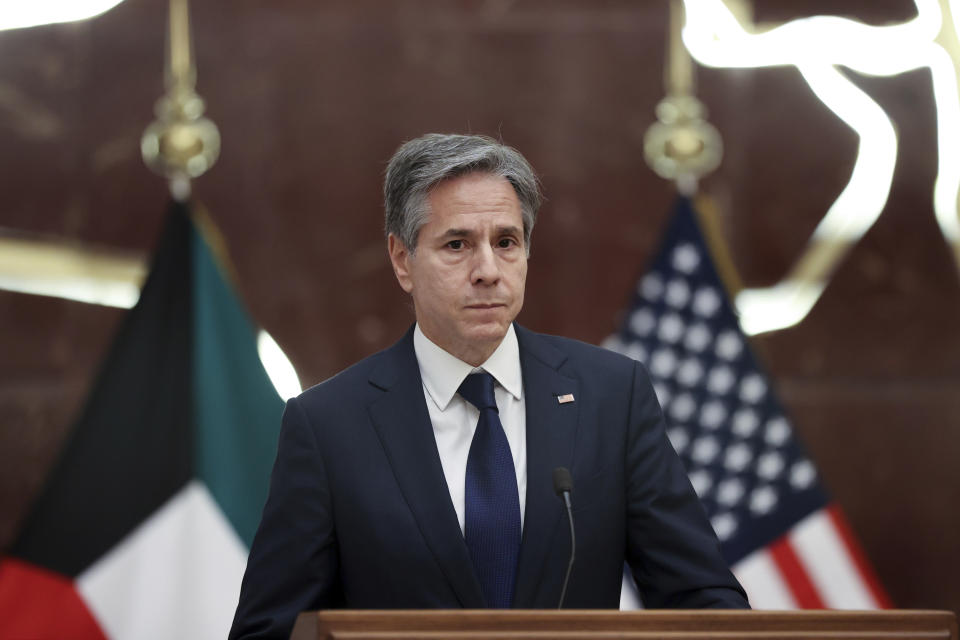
top-left (557, 393), bottom-right (575, 404)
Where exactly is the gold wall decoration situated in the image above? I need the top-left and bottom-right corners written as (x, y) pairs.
top-left (682, 0), bottom-right (960, 334)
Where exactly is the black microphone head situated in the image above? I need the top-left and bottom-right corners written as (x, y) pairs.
top-left (552, 467), bottom-right (573, 496)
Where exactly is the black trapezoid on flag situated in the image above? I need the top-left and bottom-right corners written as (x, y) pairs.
top-left (11, 205), bottom-right (196, 578)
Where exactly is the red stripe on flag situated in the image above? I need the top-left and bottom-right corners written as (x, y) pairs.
top-left (0, 557), bottom-right (108, 639)
top-left (827, 504), bottom-right (894, 608)
top-left (769, 536), bottom-right (826, 609)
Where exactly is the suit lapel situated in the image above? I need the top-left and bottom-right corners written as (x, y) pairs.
top-left (512, 326), bottom-right (580, 608)
top-left (366, 329), bottom-right (485, 607)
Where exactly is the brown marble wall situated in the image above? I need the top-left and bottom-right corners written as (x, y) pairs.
top-left (0, 0), bottom-right (956, 613)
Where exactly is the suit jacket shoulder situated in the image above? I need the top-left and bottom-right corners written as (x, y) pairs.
top-left (516, 326), bottom-right (643, 378)
top-left (293, 326), bottom-right (418, 421)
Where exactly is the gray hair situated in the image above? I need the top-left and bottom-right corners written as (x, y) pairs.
top-left (384, 133), bottom-right (541, 254)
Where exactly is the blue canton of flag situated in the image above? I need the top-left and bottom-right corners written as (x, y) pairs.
top-left (606, 198), bottom-right (890, 609)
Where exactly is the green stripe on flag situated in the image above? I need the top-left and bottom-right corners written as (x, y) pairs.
top-left (190, 217), bottom-right (284, 547)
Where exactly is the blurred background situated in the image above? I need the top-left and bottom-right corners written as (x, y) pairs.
top-left (0, 0), bottom-right (958, 618)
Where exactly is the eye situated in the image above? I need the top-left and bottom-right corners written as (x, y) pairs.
top-left (446, 239), bottom-right (464, 250)
top-left (498, 237), bottom-right (518, 249)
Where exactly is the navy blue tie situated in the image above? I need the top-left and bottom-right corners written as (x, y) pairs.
top-left (459, 372), bottom-right (521, 608)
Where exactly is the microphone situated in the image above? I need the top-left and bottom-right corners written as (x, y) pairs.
top-left (552, 466), bottom-right (575, 609)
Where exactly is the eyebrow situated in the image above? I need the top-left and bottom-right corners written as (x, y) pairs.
top-left (439, 225), bottom-right (523, 239)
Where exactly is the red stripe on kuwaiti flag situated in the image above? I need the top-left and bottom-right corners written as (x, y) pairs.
top-left (0, 559), bottom-right (106, 639)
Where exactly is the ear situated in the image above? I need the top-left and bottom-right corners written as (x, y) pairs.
top-left (388, 234), bottom-right (414, 293)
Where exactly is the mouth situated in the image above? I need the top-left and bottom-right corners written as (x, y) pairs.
top-left (465, 303), bottom-right (506, 310)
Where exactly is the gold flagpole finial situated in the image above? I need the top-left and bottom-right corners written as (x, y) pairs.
top-left (643, 0), bottom-right (722, 195)
top-left (141, 0), bottom-right (220, 200)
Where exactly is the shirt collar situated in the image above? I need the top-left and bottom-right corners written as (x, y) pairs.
top-left (413, 323), bottom-right (523, 411)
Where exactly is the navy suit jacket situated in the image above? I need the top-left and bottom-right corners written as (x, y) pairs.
top-left (230, 325), bottom-right (747, 639)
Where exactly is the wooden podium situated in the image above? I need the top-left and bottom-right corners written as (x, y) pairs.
top-left (291, 609), bottom-right (958, 639)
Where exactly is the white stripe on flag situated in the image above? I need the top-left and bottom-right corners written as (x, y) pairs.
top-left (76, 480), bottom-right (249, 640)
top-left (731, 548), bottom-right (797, 609)
top-left (789, 509), bottom-right (877, 609)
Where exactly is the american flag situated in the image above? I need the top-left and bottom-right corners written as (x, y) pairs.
top-left (606, 198), bottom-right (891, 610)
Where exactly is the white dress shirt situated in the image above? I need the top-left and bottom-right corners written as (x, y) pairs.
top-left (413, 323), bottom-right (527, 534)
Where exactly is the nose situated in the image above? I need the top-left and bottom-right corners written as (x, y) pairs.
top-left (471, 244), bottom-right (501, 284)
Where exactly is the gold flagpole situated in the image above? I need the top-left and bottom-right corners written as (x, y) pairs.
top-left (644, 0), bottom-right (722, 195)
top-left (140, 0), bottom-right (237, 278)
top-left (643, 0), bottom-right (743, 297)
top-left (141, 0), bottom-right (220, 201)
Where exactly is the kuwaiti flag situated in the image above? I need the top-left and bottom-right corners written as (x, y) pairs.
top-left (608, 198), bottom-right (891, 610)
top-left (0, 202), bottom-right (284, 638)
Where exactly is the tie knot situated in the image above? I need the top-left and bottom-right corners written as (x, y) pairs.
top-left (458, 372), bottom-right (498, 412)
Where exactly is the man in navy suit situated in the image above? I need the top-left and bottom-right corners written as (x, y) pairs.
top-left (230, 134), bottom-right (748, 639)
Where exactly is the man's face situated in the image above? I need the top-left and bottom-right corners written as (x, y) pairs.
top-left (389, 172), bottom-right (527, 366)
